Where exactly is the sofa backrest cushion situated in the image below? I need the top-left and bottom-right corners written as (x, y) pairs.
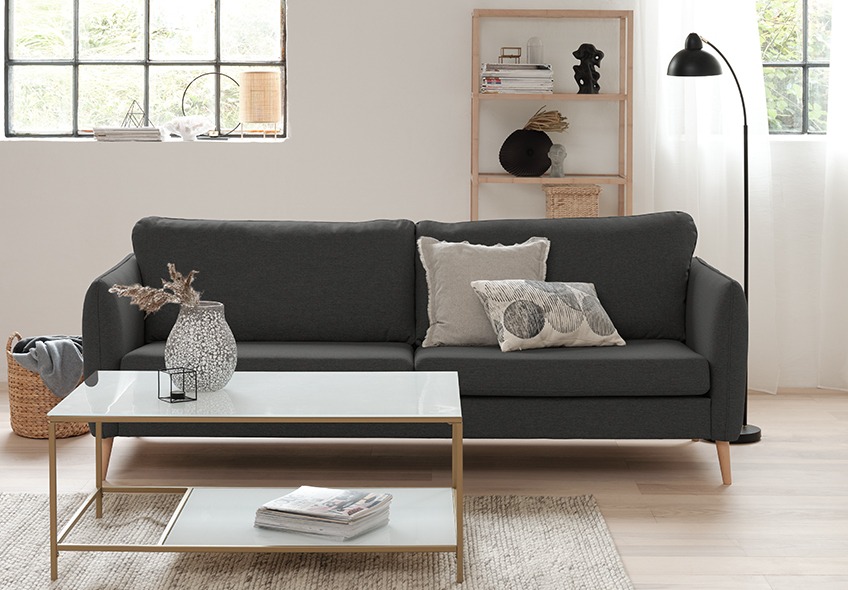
top-left (133, 217), bottom-right (417, 344)
top-left (415, 212), bottom-right (697, 343)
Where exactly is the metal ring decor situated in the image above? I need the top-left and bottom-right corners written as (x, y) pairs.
top-left (180, 72), bottom-right (241, 137)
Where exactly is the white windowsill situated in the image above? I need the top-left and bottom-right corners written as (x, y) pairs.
top-left (0, 136), bottom-right (287, 143)
top-left (768, 134), bottom-right (827, 144)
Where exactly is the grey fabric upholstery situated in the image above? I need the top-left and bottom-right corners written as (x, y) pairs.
top-left (415, 212), bottom-right (697, 345)
top-left (132, 217), bottom-right (417, 344)
top-left (458, 395), bottom-right (712, 439)
top-left (414, 340), bottom-right (709, 397)
top-left (107, 421), bottom-right (449, 439)
top-left (686, 257), bottom-right (749, 441)
top-left (82, 254), bottom-right (145, 378)
top-left (123, 341), bottom-right (414, 372)
top-left (105, 395), bottom-right (711, 440)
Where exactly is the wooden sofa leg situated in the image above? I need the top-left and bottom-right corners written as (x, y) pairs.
top-left (715, 441), bottom-right (732, 485)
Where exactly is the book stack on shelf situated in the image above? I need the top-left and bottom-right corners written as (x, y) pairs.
top-left (254, 486), bottom-right (393, 541)
top-left (480, 63), bottom-right (553, 94)
top-left (92, 127), bottom-right (165, 142)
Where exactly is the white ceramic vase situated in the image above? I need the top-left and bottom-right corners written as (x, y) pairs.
top-left (164, 301), bottom-right (237, 392)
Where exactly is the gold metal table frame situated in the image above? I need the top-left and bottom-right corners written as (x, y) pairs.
top-left (47, 375), bottom-right (464, 584)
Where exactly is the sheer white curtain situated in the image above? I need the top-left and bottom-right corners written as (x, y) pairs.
top-left (634, 0), bottom-right (780, 392)
top-left (819, 1), bottom-right (848, 389)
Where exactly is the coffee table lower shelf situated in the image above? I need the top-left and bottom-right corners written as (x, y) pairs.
top-left (58, 486), bottom-right (462, 577)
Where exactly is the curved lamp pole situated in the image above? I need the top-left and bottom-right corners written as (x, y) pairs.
top-left (667, 32), bottom-right (761, 444)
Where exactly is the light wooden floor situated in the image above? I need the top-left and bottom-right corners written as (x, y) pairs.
top-left (2, 384), bottom-right (847, 590)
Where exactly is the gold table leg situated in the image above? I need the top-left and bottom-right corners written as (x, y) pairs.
top-left (48, 421), bottom-right (58, 581)
top-left (95, 422), bottom-right (104, 518)
top-left (452, 421), bottom-right (464, 583)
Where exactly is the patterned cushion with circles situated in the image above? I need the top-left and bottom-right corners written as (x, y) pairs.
top-left (470, 279), bottom-right (625, 352)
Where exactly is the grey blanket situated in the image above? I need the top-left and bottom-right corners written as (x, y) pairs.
top-left (12, 336), bottom-right (83, 398)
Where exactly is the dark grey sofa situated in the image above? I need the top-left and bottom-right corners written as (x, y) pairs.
top-left (83, 212), bottom-right (747, 484)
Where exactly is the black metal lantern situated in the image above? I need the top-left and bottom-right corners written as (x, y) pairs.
top-left (158, 368), bottom-right (198, 403)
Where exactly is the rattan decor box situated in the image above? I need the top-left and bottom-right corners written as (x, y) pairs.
top-left (5, 333), bottom-right (88, 439)
top-left (543, 184), bottom-right (601, 218)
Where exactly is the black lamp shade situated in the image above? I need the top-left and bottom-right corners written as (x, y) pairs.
top-left (667, 32), bottom-right (722, 77)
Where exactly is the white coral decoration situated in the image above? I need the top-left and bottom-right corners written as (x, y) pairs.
top-left (165, 115), bottom-right (213, 141)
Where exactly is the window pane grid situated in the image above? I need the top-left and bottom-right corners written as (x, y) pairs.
top-left (5, 0), bottom-right (285, 138)
top-left (758, 0), bottom-right (830, 134)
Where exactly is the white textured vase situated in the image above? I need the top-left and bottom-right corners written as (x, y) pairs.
top-left (164, 301), bottom-right (237, 392)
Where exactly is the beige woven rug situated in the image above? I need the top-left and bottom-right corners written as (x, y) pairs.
top-left (0, 492), bottom-right (633, 590)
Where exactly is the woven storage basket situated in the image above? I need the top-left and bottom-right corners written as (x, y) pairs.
top-left (543, 184), bottom-right (601, 218)
top-left (6, 332), bottom-right (88, 439)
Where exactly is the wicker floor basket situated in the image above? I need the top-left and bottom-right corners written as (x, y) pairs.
top-left (6, 332), bottom-right (88, 439)
top-left (543, 184), bottom-right (601, 218)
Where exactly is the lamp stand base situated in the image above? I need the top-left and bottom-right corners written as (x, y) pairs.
top-left (703, 424), bottom-right (762, 445)
top-left (732, 424), bottom-right (762, 444)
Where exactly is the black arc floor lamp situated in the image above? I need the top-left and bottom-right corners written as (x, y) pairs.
top-left (667, 32), bottom-right (761, 444)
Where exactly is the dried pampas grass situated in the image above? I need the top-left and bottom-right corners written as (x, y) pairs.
top-left (523, 106), bottom-right (569, 132)
top-left (110, 263), bottom-right (201, 315)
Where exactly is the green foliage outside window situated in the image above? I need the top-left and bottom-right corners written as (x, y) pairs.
top-left (757, 0), bottom-right (831, 134)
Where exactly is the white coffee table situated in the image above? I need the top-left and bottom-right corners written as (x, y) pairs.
top-left (47, 371), bottom-right (463, 582)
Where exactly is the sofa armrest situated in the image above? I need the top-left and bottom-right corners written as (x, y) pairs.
top-left (82, 254), bottom-right (145, 378)
top-left (685, 257), bottom-right (748, 441)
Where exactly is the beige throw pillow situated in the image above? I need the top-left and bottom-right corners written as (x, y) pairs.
top-left (418, 236), bottom-right (550, 347)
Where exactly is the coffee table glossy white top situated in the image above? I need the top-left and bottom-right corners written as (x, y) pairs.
top-left (49, 370), bottom-right (461, 423)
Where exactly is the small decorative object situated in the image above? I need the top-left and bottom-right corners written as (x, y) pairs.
top-left (164, 115), bottom-right (213, 141)
top-left (499, 107), bottom-right (569, 177)
top-left (498, 46), bottom-right (522, 64)
top-left (180, 72), bottom-right (241, 137)
top-left (158, 368), bottom-right (198, 403)
top-left (527, 37), bottom-right (543, 64)
top-left (110, 264), bottom-right (237, 392)
top-left (121, 99), bottom-right (151, 128)
top-left (572, 43), bottom-right (605, 94)
top-left (240, 71), bottom-right (282, 138)
top-left (548, 144), bottom-right (566, 177)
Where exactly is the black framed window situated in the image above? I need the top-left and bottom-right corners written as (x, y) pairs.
top-left (757, 0), bottom-right (831, 134)
top-left (4, 0), bottom-right (286, 138)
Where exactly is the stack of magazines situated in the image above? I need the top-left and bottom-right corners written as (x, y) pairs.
top-left (92, 127), bottom-right (164, 142)
top-left (254, 486), bottom-right (393, 541)
top-left (481, 63), bottom-right (554, 94)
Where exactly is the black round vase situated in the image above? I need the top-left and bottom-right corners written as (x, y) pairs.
top-left (499, 129), bottom-right (553, 177)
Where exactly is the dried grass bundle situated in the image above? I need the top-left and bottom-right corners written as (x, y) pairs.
top-left (523, 106), bottom-right (569, 132)
top-left (110, 263), bottom-right (202, 316)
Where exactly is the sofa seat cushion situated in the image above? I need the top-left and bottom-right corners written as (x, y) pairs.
top-left (414, 339), bottom-right (709, 397)
top-left (121, 342), bottom-right (414, 372)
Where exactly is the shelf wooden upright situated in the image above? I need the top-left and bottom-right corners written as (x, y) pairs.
top-left (471, 9), bottom-right (634, 220)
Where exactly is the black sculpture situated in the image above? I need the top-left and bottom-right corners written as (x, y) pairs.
top-left (572, 44), bottom-right (605, 94)
top-left (499, 129), bottom-right (552, 177)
